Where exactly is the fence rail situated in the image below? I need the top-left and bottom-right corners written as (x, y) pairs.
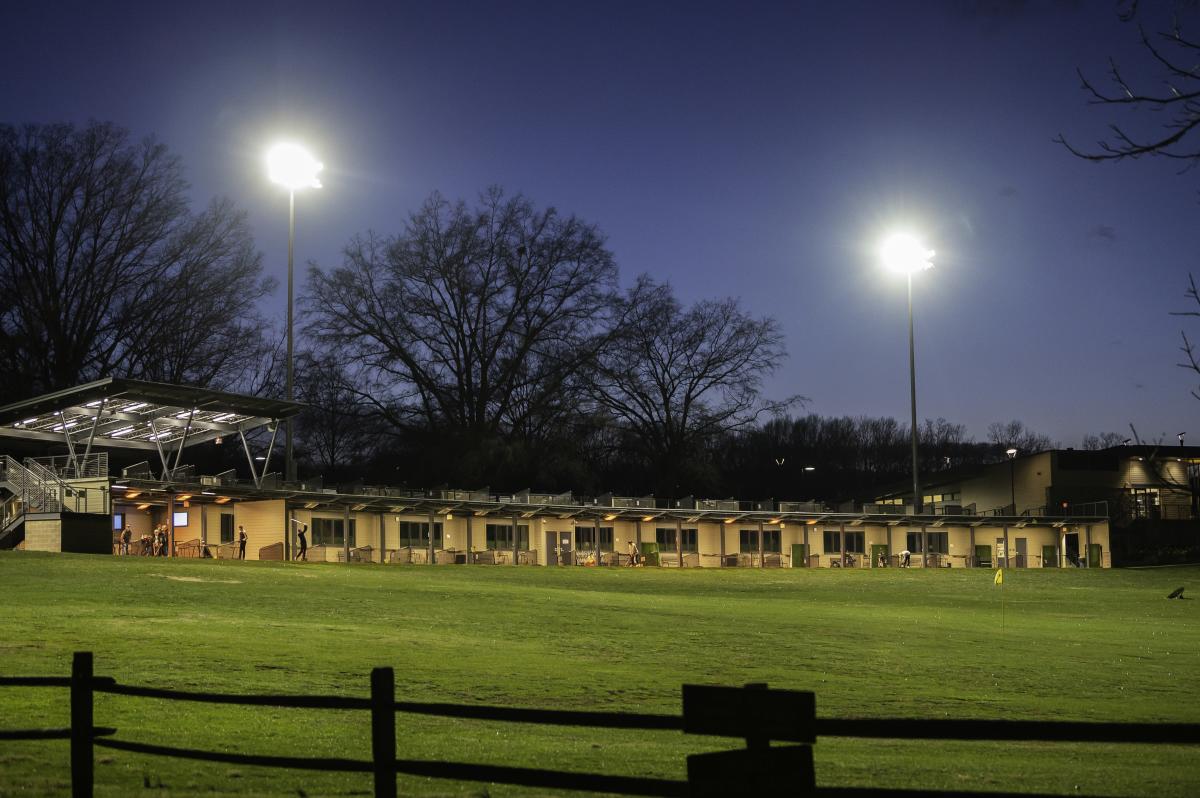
top-left (3, 652), bottom-right (1198, 798)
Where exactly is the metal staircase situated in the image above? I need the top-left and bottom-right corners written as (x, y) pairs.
top-left (0, 456), bottom-right (65, 549)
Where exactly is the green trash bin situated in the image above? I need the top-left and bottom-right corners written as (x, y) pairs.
top-left (639, 541), bottom-right (660, 567)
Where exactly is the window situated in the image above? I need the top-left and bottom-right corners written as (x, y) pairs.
top-left (219, 513), bottom-right (234, 544)
top-left (740, 529), bottom-right (781, 553)
top-left (655, 528), bottom-right (697, 552)
top-left (823, 530), bottom-right (841, 552)
top-left (905, 531), bottom-right (947, 554)
top-left (574, 526), bottom-right (614, 552)
top-left (1132, 488), bottom-right (1160, 519)
top-left (844, 531), bottom-right (864, 553)
top-left (398, 521), bottom-right (443, 548)
top-left (485, 524), bottom-right (529, 551)
top-left (313, 517), bottom-right (356, 547)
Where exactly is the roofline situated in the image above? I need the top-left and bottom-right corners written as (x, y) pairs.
top-left (108, 475), bottom-right (1108, 526)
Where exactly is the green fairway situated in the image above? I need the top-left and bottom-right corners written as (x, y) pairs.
top-left (1, 553), bottom-right (1197, 797)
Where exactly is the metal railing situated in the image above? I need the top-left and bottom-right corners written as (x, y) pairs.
top-left (0, 455), bottom-right (62, 514)
top-left (29, 453), bottom-right (108, 480)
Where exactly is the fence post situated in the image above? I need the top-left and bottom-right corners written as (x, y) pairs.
top-left (70, 651), bottom-right (93, 798)
top-left (744, 682), bottom-right (768, 750)
top-left (370, 667), bottom-right (396, 798)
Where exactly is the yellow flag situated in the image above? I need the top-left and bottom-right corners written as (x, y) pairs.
top-left (994, 568), bottom-right (1004, 586)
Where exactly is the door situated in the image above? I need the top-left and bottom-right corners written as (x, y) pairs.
top-left (1064, 533), bottom-right (1080, 566)
top-left (545, 531), bottom-right (558, 566)
top-left (1087, 543), bottom-right (1102, 568)
top-left (560, 533), bottom-right (573, 565)
top-left (1042, 545), bottom-right (1057, 567)
top-left (974, 545), bottom-right (992, 568)
top-left (1015, 538), bottom-right (1028, 568)
top-left (870, 544), bottom-right (889, 568)
top-left (791, 543), bottom-right (808, 568)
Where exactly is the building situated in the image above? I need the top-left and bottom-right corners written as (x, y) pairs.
top-left (0, 379), bottom-right (1110, 568)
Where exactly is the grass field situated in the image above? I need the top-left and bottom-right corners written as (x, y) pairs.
top-left (0, 552), bottom-right (1197, 797)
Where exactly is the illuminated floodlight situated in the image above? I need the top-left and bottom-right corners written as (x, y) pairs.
top-left (267, 143), bottom-right (323, 191)
top-left (881, 233), bottom-right (935, 275)
top-left (1006, 448), bottom-right (1018, 458)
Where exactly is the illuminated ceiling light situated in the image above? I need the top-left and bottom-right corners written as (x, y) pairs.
top-left (254, 455), bottom-right (266, 461)
top-left (603, 514), bottom-right (617, 522)
top-left (136, 503), bottom-right (150, 510)
top-left (213, 413), bottom-right (236, 422)
top-left (176, 494), bottom-right (193, 502)
top-left (215, 496), bottom-right (231, 504)
top-left (110, 426), bottom-right (135, 437)
top-left (124, 403), bottom-right (148, 412)
top-left (881, 232), bottom-right (935, 275)
top-left (84, 400), bottom-right (102, 408)
top-left (642, 515), bottom-right (654, 522)
top-left (125, 491), bottom-right (142, 499)
top-left (267, 143), bottom-right (323, 190)
top-left (201, 490), bottom-right (215, 496)
top-left (446, 513), bottom-right (454, 521)
top-left (22, 417), bottom-right (38, 425)
top-left (723, 517), bottom-right (735, 524)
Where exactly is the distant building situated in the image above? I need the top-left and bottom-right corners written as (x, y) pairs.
top-left (0, 379), bottom-right (1111, 569)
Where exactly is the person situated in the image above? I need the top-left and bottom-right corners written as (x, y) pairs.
top-left (627, 540), bottom-right (639, 566)
top-left (158, 526), bottom-right (169, 557)
top-left (120, 526), bottom-right (132, 556)
top-left (900, 549), bottom-right (911, 568)
top-left (237, 525), bottom-right (247, 560)
top-left (295, 521), bottom-right (308, 561)
top-left (876, 550), bottom-right (887, 568)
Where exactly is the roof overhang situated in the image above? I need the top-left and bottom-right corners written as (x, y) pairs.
top-left (0, 378), bottom-right (304, 452)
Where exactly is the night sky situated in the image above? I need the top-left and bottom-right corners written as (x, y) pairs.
top-left (3, 1), bottom-right (1197, 447)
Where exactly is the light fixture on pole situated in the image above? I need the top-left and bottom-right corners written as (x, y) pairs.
top-left (881, 233), bottom-right (934, 515)
top-left (267, 143), bottom-right (322, 484)
top-left (1006, 447), bottom-right (1018, 516)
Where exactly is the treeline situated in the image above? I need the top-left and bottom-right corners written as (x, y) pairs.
top-left (1, 122), bottom-right (1111, 502)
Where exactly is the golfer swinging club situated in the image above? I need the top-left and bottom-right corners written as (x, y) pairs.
top-left (291, 518), bottom-right (308, 561)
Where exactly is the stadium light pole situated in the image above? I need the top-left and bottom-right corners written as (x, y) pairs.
top-left (881, 233), bottom-right (935, 525)
top-left (1006, 447), bottom-right (1018, 515)
top-left (267, 143), bottom-right (323, 484)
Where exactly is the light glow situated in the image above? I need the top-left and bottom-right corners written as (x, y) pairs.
top-left (881, 233), bottom-right (935, 275)
top-left (267, 143), bottom-right (323, 190)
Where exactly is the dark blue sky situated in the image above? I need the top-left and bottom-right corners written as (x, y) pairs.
top-left (3, 1), bottom-right (1198, 446)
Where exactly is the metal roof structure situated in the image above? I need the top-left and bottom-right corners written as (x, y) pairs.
top-left (0, 379), bottom-right (304, 484)
top-left (0, 378), bottom-right (303, 452)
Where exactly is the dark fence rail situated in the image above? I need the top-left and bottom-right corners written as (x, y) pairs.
top-left (2, 652), bottom-right (1198, 798)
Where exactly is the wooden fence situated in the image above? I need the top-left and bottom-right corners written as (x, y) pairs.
top-left (3, 652), bottom-right (1199, 798)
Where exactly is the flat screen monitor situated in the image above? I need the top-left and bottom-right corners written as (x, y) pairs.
top-left (173, 511), bottom-right (188, 527)
top-left (112, 513), bottom-right (124, 530)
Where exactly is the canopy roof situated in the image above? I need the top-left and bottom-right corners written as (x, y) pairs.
top-left (0, 378), bottom-right (303, 452)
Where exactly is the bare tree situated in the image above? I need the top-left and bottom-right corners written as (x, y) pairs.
top-left (304, 188), bottom-right (620, 454)
top-left (1057, 8), bottom-right (1200, 164)
top-left (293, 352), bottom-right (383, 481)
top-left (987, 420), bottom-right (1056, 453)
top-left (587, 277), bottom-right (795, 491)
top-left (1082, 431), bottom-right (1128, 449)
top-left (0, 121), bottom-right (275, 400)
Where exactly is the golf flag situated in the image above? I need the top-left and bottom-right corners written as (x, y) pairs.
top-left (994, 568), bottom-right (1004, 586)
